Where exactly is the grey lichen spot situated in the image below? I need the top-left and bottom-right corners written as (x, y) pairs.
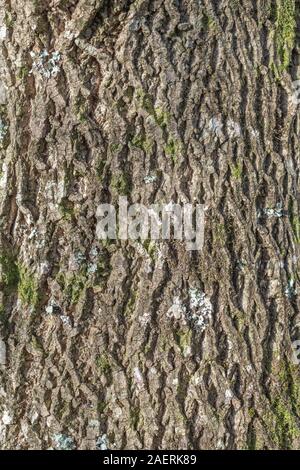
top-left (187, 288), bottom-right (213, 332)
top-left (201, 115), bottom-right (243, 143)
top-left (259, 203), bottom-right (285, 219)
top-left (0, 83), bottom-right (7, 105)
top-left (144, 175), bottom-right (157, 184)
top-left (227, 119), bottom-right (241, 139)
top-left (0, 25), bottom-right (6, 42)
top-left (285, 279), bottom-right (297, 299)
top-left (96, 434), bottom-right (108, 450)
top-left (87, 263), bottom-right (98, 274)
top-left (73, 251), bottom-right (86, 267)
top-left (59, 315), bottom-right (72, 327)
top-left (53, 433), bottom-right (76, 450)
top-left (2, 409), bottom-right (13, 425)
top-left (0, 338), bottom-right (6, 366)
top-left (167, 289), bottom-right (212, 332)
top-left (167, 296), bottom-right (187, 322)
top-left (30, 50), bottom-right (61, 79)
top-left (129, 18), bottom-right (143, 32)
top-left (45, 300), bottom-right (72, 326)
top-left (0, 117), bottom-right (8, 143)
top-left (45, 299), bottom-right (60, 316)
top-left (207, 116), bottom-right (224, 139)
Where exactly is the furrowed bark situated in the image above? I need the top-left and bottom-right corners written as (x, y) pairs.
top-left (0, 0), bottom-right (300, 450)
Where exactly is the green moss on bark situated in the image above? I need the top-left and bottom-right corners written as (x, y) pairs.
top-left (272, 0), bottom-right (296, 76)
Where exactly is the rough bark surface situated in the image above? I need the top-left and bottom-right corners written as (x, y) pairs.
top-left (1, 0), bottom-right (300, 450)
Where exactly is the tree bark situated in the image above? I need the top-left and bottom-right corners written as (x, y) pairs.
top-left (0, 0), bottom-right (300, 450)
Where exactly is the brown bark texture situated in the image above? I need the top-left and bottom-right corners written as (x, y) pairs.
top-left (1, 0), bottom-right (300, 450)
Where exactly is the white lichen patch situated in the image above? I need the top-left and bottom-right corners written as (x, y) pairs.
top-left (0, 338), bottom-right (6, 366)
top-left (74, 251), bottom-right (86, 266)
top-left (225, 389), bottom-right (233, 404)
top-left (187, 288), bottom-right (212, 332)
top-left (201, 116), bottom-right (242, 142)
top-left (167, 289), bottom-right (212, 332)
top-left (113, 405), bottom-right (123, 419)
top-left (144, 175), bottom-right (157, 184)
top-left (45, 301), bottom-right (71, 326)
top-left (285, 279), bottom-right (297, 299)
top-left (96, 434), bottom-right (108, 450)
top-left (208, 116), bottom-right (223, 138)
top-left (227, 119), bottom-right (241, 139)
top-left (183, 345), bottom-right (192, 358)
top-left (28, 228), bottom-right (37, 240)
top-left (2, 409), bottom-right (13, 425)
top-left (133, 367), bottom-right (144, 390)
top-left (0, 25), bottom-right (6, 42)
top-left (191, 374), bottom-right (201, 386)
top-left (0, 117), bottom-right (8, 143)
top-left (0, 82), bottom-right (7, 105)
top-left (60, 315), bottom-right (72, 327)
top-left (139, 311), bottom-right (151, 326)
top-left (250, 127), bottom-right (260, 140)
top-left (30, 410), bottom-right (39, 424)
top-left (64, 30), bottom-right (76, 41)
top-left (89, 247), bottom-right (99, 258)
top-left (39, 262), bottom-right (50, 276)
top-left (291, 79), bottom-right (300, 106)
top-left (167, 296), bottom-right (187, 322)
top-left (30, 50), bottom-right (61, 79)
top-left (87, 263), bottom-right (98, 274)
top-left (45, 299), bottom-right (59, 315)
top-left (53, 433), bottom-right (75, 450)
top-left (258, 203), bottom-right (285, 218)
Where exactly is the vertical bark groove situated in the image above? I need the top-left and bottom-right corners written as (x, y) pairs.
top-left (0, 0), bottom-right (300, 450)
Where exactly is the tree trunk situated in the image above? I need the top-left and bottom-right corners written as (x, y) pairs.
top-left (0, 0), bottom-right (300, 450)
